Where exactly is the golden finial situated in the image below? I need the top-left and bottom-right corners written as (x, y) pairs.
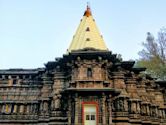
top-left (84, 2), bottom-right (92, 17)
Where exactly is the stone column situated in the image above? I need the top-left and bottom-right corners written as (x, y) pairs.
top-left (13, 104), bottom-right (17, 113)
top-left (20, 104), bottom-right (24, 113)
top-left (120, 98), bottom-right (124, 111)
top-left (155, 106), bottom-right (158, 117)
top-left (26, 104), bottom-right (30, 114)
top-left (34, 103), bottom-right (38, 114)
top-left (40, 101), bottom-right (43, 112)
top-left (23, 104), bottom-right (27, 114)
top-left (130, 100), bottom-right (141, 114)
top-left (124, 99), bottom-right (128, 112)
top-left (54, 95), bottom-right (61, 110)
top-left (146, 104), bottom-right (150, 116)
top-left (141, 104), bottom-right (146, 115)
top-left (156, 107), bottom-right (160, 118)
top-left (30, 104), bottom-right (33, 114)
top-left (136, 101), bottom-right (141, 114)
top-left (2, 104), bottom-right (5, 113)
top-left (74, 93), bottom-right (79, 124)
top-left (42, 101), bottom-right (49, 115)
top-left (8, 103), bottom-right (12, 113)
top-left (68, 95), bottom-right (72, 125)
top-left (5, 104), bottom-right (9, 113)
top-left (131, 101), bottom-right (137, 113)
top-left (162, 109), bottom-right (165, 118)
top-left (159, 109), bottom-right (162, 118)
top-left (102, 93), bottom-right (106, 125)
top-left (108, 95), bottom-right (112, 125)
top-left (43, 101), bottom-right (48, 112)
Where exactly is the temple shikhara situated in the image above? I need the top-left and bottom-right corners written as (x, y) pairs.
top-left (0, 5), bottom-right (166, 125)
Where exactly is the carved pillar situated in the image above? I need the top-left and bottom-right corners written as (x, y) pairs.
top-left (102, 93), bottom-right (106, 125)
top-left (155, 106), bottom-right (159, 117)
top-left (2, 104), bottom-right (5, 113)
top-left (13, 104), bottom-right (17, 113)
top-left (136, 101), bottom-right (141, 114)
top-left (43, 101), bottom-right (48, 112)
top-left (40, 100), bottom-right (49, 115)
top-left (151, 105), bottom-right (157, 117)
top-left (141, 104), bottom-right (146, 115)
top-left (8, 103), bottom-right (12, 113)
top-left (5, 104), bottom-right (9, 113)
top-left (40, 101), bottom-right (43, 112)
top-left (32, 104), bottom-right (35, 113)
top-left (117, 98), bottom-right (124, 111)
top-left (23, 104), bottom-right (26, 114)
top-left (131, 102), bottom-right (137, 113)
top-left (30, 104), bottom-right (34, 114)
top-left (159, 109), bottom-right (162, 118)
top-left (74, 93), bottom-right (79, 124)
top-left (20, 104), bottom-right (24, 113)
top-left (40, 73), bottom-right (52, 115)
top-left (26, 104), bottom-right (30, 114)
top-left (164, 109), bottom-right (166, 119)
top-left (52, 71), bottom-right (63, 111)
top-left (36, 103), bottom-right (39, 114)
top-left (156, 107), bottom-right (160, 118)
top-left (124, 99), bottom-right (128, 112)
top-left (108, 95), bottom-right (112, 125)
top-left (68, 95), bottom-right (72, 124)
top-left (51, 99), bottom-right (54, 110)
top-left (146, 104), bottom-right (150, 116)
top-left (53, 94), bottom-right (61, 110)
top-left (162, 109), bottom-right (166, 118)
top-left (129, 100), bottom-right (141, 114)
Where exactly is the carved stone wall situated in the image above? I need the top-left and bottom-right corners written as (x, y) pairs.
top-left (0, 51), bottom-right (165, 125)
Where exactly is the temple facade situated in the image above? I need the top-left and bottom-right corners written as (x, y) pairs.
top-left (0, 6), bottom-right (166, 125)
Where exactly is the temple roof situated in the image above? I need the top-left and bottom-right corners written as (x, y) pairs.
top-left (67, 5), bottom-right (108, 52)
top-left (0, 68), bottom-right (45, 75)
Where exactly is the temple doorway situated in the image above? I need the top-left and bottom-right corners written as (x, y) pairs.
top-left (84, 104), bottom-right (97, 125)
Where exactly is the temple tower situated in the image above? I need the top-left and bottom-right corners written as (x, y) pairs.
top-left (0, 4), bottom-right (165, 125)
top-left (68, 5), bottom-right (108, 52)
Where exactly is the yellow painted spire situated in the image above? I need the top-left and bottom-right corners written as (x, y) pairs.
top-left (67, 5), bottom-right (108, 52)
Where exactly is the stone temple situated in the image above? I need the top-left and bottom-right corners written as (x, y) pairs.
top-left (0, 5), bottom-right (166, 125)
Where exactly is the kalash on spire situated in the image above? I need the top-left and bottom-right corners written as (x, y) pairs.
top-left (67, 5), bottom-right (108, 52)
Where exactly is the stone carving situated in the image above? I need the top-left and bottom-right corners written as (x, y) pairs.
top-left (147, 105), bottom-right (150, 116)
top-left (137, 102), bottom-right (140, 113)
top-left (124, 99), bottom-right (128, 112)
top-left (159, 109), bottom-right (162, 118)
top-left (128, 101), bottom-right (131, 113)
top-left (116, 98), bottom-right (125, 112)
top-left (112, 102), bottom-right (115, 112)
top-left (54, 95), bottom-right (61, 109)
top-left (151, 107), bottom-right (156, 117)
top-left (119, 99), bottom-right (124, 111)
top-left (131, 102), bottom-right (137, 113)
top-left (141, 104), bottom-right (146, 115)
top-left (43, 101), bottom-right (48, 112)
top-left (163, 110), bottom-right (166, 118)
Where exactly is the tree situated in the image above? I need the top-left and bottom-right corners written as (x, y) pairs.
top-left (137, 27), bottom-right (166, 80)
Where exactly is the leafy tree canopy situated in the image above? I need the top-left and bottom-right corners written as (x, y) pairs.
top-left (136, 27), bottom-right (166, 80)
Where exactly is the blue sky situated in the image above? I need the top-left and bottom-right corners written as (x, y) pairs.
top-left (0, 0), bottom-right (166, 68)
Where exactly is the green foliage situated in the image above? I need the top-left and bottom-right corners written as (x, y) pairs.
top-left (137, 28), bottom-right (166, 80)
